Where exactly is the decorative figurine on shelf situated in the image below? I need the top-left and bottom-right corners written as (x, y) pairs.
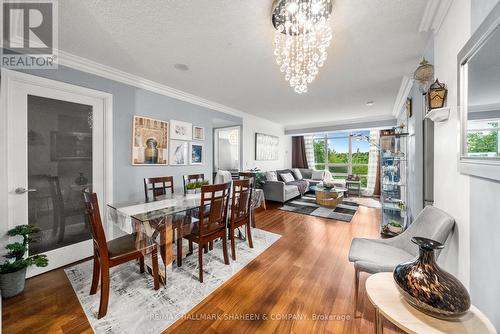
top-left (427, 79), bottom-right (448, 110)
top-left (393, 237), bottom-right (471, 319)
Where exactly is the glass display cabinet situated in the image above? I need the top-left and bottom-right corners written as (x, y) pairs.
top-left (379, 130), bottom-right (409, 237)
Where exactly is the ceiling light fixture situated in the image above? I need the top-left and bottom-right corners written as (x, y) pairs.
top-left (272, 0), bottom-right (333, 94)
top-left (366, 101), bottom-right (374, 107)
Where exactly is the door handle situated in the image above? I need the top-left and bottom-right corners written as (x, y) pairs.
top-left (15, 187), bottom-right (37, 194)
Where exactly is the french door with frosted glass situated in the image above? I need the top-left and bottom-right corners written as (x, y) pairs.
top-left (1, 70), bottom-right (112, 277)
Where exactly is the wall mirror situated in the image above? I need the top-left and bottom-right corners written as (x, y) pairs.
top-left (458, 1), bottom-right (500, 181)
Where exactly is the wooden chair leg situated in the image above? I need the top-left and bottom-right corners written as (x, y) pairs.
top-left (151, 248), bottom-right (160, 290)
top-left (222, 232), bottom-right (230, 265)
top-left (246, 220), bottom-right (253, 249)
top-left (97, 267), bottom-right (110, 319)
top-left (139, 255), bottom-right (145, 273)
top-left (188, 240), bottom-right (193, 255)
top-left (354, 267), bottom-right (360, 318)
top-left (159, 231), bottom-right (166, 264)
top-left (177, 234), bottom-right (183, 267)
top-left (230, 227), bottom-right (236, 261)
top-left (198, 244), bottom-right (204, 283)
top-left (203, 244), bottom-right (208, 254)
top-left (209, 241), bottom-right (213, 251)
top-left (90, 254), bottom-right (100, 295)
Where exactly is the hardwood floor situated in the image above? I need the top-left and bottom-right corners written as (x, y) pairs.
top-left (3, 202), bottom-right (402, 334)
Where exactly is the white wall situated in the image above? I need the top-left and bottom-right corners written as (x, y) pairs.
top-left (242, 113), bottom-right (292, 171)
top-left (433, 0), bottom-right (500, 330)
top-left (432, 0), bottom-right (471, 284)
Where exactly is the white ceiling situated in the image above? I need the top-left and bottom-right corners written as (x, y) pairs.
top-left (58, 0), bottom-right (430, 129)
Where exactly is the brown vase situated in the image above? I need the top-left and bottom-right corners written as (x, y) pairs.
top-left (393, 237), bottom-right (471, 319)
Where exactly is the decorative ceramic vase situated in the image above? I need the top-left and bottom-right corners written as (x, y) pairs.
top-left (74, 172), bottom-right (88, 186)
top-left (393, 237), bottom-right (471, 319)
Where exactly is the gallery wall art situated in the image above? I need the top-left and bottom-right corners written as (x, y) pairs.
top-left (170, 120), bottom-right (193, 141)
top-left (255, 132), bottom-right (279, 161)
top-left (190, 143), bottom-right (204, 165)
top-left (132, 116), bottom-right (168, 165)
top-left (193, 126), bottom-right (205, 140)
top-left (170, 140), bottom-right (189, 165)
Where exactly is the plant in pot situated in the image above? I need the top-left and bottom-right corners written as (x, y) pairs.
top-left (0, 225), bottom-right (48, 298)
top-left (254, 172), bottom-right (266, 189)
top-left (186, 182), bottom-right (198, 194)
top-left (388, 220), bottom-right (403, 234)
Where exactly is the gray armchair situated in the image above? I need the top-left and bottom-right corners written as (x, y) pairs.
top-left (348, 205), bottom-right (455, 315)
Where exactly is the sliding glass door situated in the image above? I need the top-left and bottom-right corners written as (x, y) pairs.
top-left (313, 131), bottom-right (370, 187)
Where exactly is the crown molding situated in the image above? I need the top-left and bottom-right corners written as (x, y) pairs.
top-left (419, 0), bottom-right (454, 34)
top-left (284, 114), bottom-right (397, 134)
top-left (392, 75), bottom-right (414, 118)
top-left (57, 50), bottom-right (252, 120)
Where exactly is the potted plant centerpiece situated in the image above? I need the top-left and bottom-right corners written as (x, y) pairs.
top-left (0, 225), bottom-right (48, 298)
top-left (186, 182), bottom-right (198, 194)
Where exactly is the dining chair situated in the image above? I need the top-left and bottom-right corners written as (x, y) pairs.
top-left (144, 176), bottom-right (174, 201)
top-left (348, 205), bottom-right (455, 317)
top-left (83, 191), bottom-right (160, 319)
top-left (183, 174), bottom-right (205, 195)
top-left (48, 176), bottom-right (87, 243)
top-left (183, 182), bottom-right (231, 283)
top-left (229, 179), bottom-right (254, 260)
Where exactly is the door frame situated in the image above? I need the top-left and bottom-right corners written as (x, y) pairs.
top-left (0, 68), bottom-right (113, 277)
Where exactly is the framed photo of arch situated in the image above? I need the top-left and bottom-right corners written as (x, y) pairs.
top-left (132, 115), bottom-right (169, 165)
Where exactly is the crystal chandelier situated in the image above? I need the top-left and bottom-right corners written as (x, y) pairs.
top-left (272, 0), bottom-right (333, 94)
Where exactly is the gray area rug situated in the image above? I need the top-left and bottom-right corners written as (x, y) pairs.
top-left (279, 193), bottom-right (359, 222)
top-left (65, 228), bottom-right (280, 334)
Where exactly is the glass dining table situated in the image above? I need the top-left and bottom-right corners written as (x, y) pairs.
top-left (107, 189), bottom-right (266, 285)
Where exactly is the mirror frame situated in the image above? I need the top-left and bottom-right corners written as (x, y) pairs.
top-left (457, 1), bottom-right (500, 181)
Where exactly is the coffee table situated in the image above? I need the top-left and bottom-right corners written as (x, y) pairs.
top-left (310, 185), bottom-right (347, 208)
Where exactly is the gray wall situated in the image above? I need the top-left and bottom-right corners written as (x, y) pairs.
top-left (21, 66), bottom-right (242, 202)
top-left (469, 0), bottom-right (500, 330)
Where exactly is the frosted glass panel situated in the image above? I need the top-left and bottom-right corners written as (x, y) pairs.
top-left (27, 95), bottom-right (93, 255)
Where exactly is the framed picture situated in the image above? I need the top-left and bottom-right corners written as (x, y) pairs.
top-left (193, 126), bottom-right (205, 141)
top-left (169, 140), bottom-right (189, 165)
top-left (50, 131), bottom-right (92, 161)
top-left (406, 97), bottom-right (413, 118)
top-left (132, 116), bottom-right (168, 165)
top-left (190, 142), bottom-right (204, 165)
top-left (255, 132), bottom-right (279, 161)
top-left (170, 120), bottom-right (192, 140)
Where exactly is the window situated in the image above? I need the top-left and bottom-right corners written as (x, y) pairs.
top-left (313, 131), bottom-right (370, 188)
top-left (467, 119), bottom-right (500, 157)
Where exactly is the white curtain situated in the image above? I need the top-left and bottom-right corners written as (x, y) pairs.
top-left (304, 135), bottom-right (315, 169)
top-left (363, 130), bottom-right (380, 196)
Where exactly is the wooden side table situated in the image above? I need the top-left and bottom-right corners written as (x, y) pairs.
top-left (365, 273), bottom-right (496, 334)
top-left (346, 180), bottom-right (361, 197)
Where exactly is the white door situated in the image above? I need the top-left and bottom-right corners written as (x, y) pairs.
top-left (1, 69), bottom-right (113, 277)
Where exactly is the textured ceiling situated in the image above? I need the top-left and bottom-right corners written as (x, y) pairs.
top-left (58, 0), bottom-right (430, 128)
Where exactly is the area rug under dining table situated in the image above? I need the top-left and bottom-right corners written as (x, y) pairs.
top-left (65, 228), bottom-right (280, 334)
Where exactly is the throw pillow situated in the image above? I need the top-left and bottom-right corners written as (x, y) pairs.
top-left (311, 170), bottom-right (325, 180)
top-left (280, 173), bottom-right (295, 183)
top-left (292, 168), bottom-right (303, 180)
top-left (266, 171), bottom-right (278, 182)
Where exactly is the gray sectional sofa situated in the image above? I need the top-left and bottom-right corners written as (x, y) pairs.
top-left (263, 169), bottom-right (307, 203)
top-left (262, 168), bottom-right (347, 203)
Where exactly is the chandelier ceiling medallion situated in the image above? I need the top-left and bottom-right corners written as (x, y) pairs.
top-left (272, 0), bottom-right (333, 94)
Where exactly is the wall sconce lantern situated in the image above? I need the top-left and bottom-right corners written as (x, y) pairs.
top-left (427, 79), bottom-right (448, 110)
